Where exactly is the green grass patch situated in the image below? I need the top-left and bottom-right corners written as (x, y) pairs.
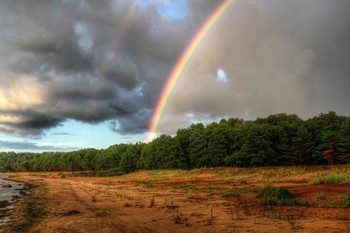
top-left (139, 169), bottom-right (201, 177)
top-left (132, 180), bottom-right (155, 188)
top-left (67, 168), bottom-right (126, 177)
top-left (343, 193), bottom-right (350, 208)
top-left (256, 185), bottom-right (309, 206)
top-left (222, 190), bottom-right (240, 197)
top-left (235, 176), bottom-right (248, 184)
top-left (310, 173), bottom-right (350, 184)
top-left (178, 185), bottom-right (197, 191)
top-left (255, 177), bottom-right (308, 184)
top-left (266, 211), bottom-right (294, 221)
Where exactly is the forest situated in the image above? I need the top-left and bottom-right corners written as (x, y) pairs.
top-left (0, 111), bottom-right (349, 174)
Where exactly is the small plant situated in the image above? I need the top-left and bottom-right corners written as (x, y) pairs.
top-left (336, 211), bottom-right (350, 220)
top-left (266, 211), bottom-right (293, 221)
top-left (343, 193), bottom-right (350, 208)
top-left (123, 202), bottom-right (132, 207)
top-left (0, 200), bottom-right (9, 208)
top-left (172, 210), bottom-right (182, 224)
top-left (179, 185), bottom-right (197, 191)
top-left (133, 180), bottom-right (155, 188)
top-left (206, 207), bottom-right (214, 225)
top-left (242, 200), bottom-right (250, 216)
top-left (149, 196), bottom-right (155, 208)
top-left (222, 190), bottom-right (240, 198)
top-left (60, 174), bottom-right (66, 179)
top-left (316, 192), bottom-right (326, 200)
top-left (235, 177), bottom-right (247, 184)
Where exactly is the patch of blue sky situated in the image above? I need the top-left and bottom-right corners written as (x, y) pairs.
top-left (45, 120), bottom-right (145, 149)
top-left (217, 68), bottom-right (228, 82)
top-left (0, 120), bottom-right (146, 152)
top-left (134, 0), bottom-right (188, 19)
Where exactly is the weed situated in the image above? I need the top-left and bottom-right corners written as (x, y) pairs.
top-left (235, 177), bottom-right (247, 184)
top-left (222, 190), bottom-right (240, 198)
top-left (172, 210), bottom-right (182, 224)
top-left (179, 185), bottom-right (197, 191)
top-left (123, 202), bottom-right (132, 207)
top-left (337, 211), bottom-right (350, 220)
top-left (206, 207), bottom-right (214, 225)
top-left (342, 193), bottom-right (350, 208)
top-left (165, 200), bottom-right (179, 210)
top-left (242, 200), bottom-right (251, 216)
top-left (255, 177), bottom-right (308, 184)
top-left (0, 200), bottom-right (9, 208)
top-left (149, 196), bottom-right (155, 208)
top-left (316, 192), bottom-right (326, 200)
top-left (266, 211), bottom-right (293, 221)
top-left (132, 180), bottom-right (155, 188)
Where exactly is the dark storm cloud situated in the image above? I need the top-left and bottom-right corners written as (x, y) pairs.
top-left (0, 109), bottom-right (63, 139)
top-left (0, 0), bottom-right (202, 138)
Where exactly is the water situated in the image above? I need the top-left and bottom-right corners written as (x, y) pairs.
top-left (0, 175), bottom-right (30, 229)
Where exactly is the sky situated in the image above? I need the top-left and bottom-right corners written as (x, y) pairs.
top-left (0, 0), bottom-right (349, 152)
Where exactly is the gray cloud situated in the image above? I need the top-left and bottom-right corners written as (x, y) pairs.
top-left (160, 0), bottom-right (350, 133)
top-left (0, 0), bottom-right (200, 138)
top-left (0, 0), bottom-right (349, 138)
top-left (0, 140), bottom-right (78, 151)
top-left (50, 132), bottom-right (75, 136)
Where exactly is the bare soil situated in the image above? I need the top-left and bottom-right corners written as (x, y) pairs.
top-left (2, 167), bottom-right (350, 233)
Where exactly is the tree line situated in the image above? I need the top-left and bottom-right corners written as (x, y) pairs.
top-left (0, 112), bottom-right (349, 174)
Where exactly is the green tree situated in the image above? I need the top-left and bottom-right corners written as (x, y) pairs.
top-left (187, 123), bottom-right (208, 168)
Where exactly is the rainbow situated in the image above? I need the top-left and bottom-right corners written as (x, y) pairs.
top-left (145, 0), bottom-right (234, 142)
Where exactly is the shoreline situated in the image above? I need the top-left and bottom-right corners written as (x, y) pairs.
top-left (0, 175), bottom-right (31, 230)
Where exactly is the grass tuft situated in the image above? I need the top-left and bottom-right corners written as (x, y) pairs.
top-left (310, 173), bottom-right (350, 185)
top-left (343, 194), bottom-right (350, 208)
top-left (316, 192), bottom-right (326, 200)
top-left (266, 211), bottom-right (293, 221)
top-left (256, 185), bottom-right (308, 206)
top-left (222, 190), bottom-right (240, 198)
top-left (179, 185), bottom-right (197, 191)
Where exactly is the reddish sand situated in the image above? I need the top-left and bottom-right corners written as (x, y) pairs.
top-left (4, 169), bottom-right (350, 233)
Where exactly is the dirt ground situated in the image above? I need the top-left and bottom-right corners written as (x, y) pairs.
top-left (3, 167), bottom-right (350, 233)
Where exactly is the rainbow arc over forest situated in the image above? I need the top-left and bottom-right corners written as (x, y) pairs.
top-left (145, 0), bottom-right (234, 142)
